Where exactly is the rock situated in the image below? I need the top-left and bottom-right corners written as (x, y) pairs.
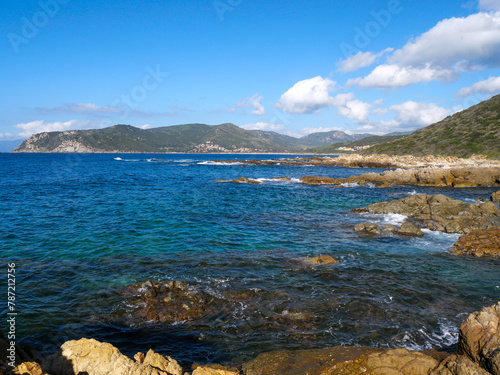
top-left (242, 346), bottom-right (440, 375)
top-left (449, 229), bottom-right (500, 257)
top-left (354, 194), bottom-right (500, 235)
top-left (231, 177), bottom-right (261, 185)
top-left (42, 338), bottom-right (183, 375)
top-left (354, 222), bottom-right (382, 235)
top-left (10, 362), bottom-right (48, 375)
top-left (458, 302), bottom-right (500, 374)
top-left (192, 364), bottom-right (240, 375)
top-left (382, 224), bottom-right (397, 232)
top-left (397, 221), bottom-right (425, 237)
top-left (492, 191), bottom-right (500, 203)
top-left (430, 354), bottom-right (490, 375)
top-left (306, 255), bottom-right (338, 264)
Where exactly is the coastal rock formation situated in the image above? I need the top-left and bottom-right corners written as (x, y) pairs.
top-left (354, 222), bottom-right (382, 235)
top-left (449, 229), bottom-right (500, 257)
top-left (492, 191), bottom-right (500, 203)
top-left (192, 364), bottom-right (240, 375)
top-left (396, 221), bottom-right (425, 237)
top-left (354, 194), bottom-right (500, 235)
top-left (458, 302), bottom-right (500, 374)
top-left (42, 338), bottom-right (183, 375)
top-left (10, 362), bottom-right (48, 375)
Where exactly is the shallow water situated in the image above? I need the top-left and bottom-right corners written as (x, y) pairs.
top-left (1, 153), bottom-right (499, 365)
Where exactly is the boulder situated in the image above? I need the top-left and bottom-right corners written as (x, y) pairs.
top-left (354, 222), bottom-right (382, 235)
top-left (449, 229), bottom-right (500, 257)
top-left (231, 177), bottom-right (261, 185)
top-left (397, 221), bottom-right (425, 237)
top-left (492, 191), bottom-right (500, 203)
top-left (382, 224), bottom-right (397, 232)
top-left (458, 302), bottom-right (500, 374)
top-left (430, 354), bottom-right (490, 375)
top-left (306, 255), bottom-right (338, 264)
top-left (192, 364), bottom-right (240, 375)
top-left (10, 362), bottom-right (48, 375)
top-left (42, 338), bottom-right (183, 375)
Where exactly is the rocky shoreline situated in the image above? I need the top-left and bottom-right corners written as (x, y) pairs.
top-left (2, 302), bottom-right (500, 375)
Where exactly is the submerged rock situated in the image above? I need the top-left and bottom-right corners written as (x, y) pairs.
top-left (306, 254), bottom-right (338, 264)
top-left (449, 229), bottom-right (500, 257)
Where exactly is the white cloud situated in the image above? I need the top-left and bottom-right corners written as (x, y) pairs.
top-left (0, 133), bottom-right (14, 139)
top-left (14, 120), bottom-right (102, 138)
top-left (139, 124), bottom-right (153, 129)
top-left (479, 0), bottom-right (500, 10)
top-left (238, 94), bottom-right (266, 115)
top-left (337, 48), bottom-right (394, 73)
top-left (337, 99), bottom-right (372, 124)
top-left (457, 76), bottom-right (500, 97)
top-left (372, 108), bottom-right (389, 116)
top-left (389, 12), bottom-right (500, 68)
top-left (276, 76), bottom-right (337, 114)
top-left (347, 64), bottom-right (457, 89)
top-left (389, 101), bottom-right (449, 128)
top-left (37, 103), bottom-right (120, 114)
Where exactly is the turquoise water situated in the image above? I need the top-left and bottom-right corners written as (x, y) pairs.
top-left (1, 153), bottom-right (499, 365)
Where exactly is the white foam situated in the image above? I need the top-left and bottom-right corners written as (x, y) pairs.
top-left (340, 182), bottom-right (359, 188)
top-left (198, 161), bottom-right (243, 166)
top-left (382, 214), bottom-right (408, 225)
top-left (421, 229), bottom-right (461, 240)
top-left (113, 157), bottom-right (123, 161)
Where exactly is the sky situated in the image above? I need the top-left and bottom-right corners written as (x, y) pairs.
top-left (2, 0), bottom-right (500, 140)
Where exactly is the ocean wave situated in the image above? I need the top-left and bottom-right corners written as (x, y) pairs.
top-left (395, 318), bottom-right (458, 351)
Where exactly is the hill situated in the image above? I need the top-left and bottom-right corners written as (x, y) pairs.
top-left (13, 123), bottom-right (373, 153)
top-left (307, 134), bottom-right (407, 154)
top-left (365, 94), bottom-right (500, 157)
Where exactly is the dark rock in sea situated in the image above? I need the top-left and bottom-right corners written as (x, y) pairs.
top-left (449, 229), bottom-right (500, 258)
top-left (354, 222), bottom-right (382, 235)
top-left (231, 177), bottom-right (261, 185)
top-left (397, 221), bottom-right (425, 237)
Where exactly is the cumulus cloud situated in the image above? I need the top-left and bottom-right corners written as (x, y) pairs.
top-left (347, 64), bottom-right (457, 89)
top-left (139, 124), bottom-right (153, 129)
top-left (479, 0), bottom-right (500, 10)
top-left (389, 12), bottom-right (500, 68)
top-left (389, 101), bottom-right (449, 128)
top-left (457, 76), bottom-right (500, 97)
top-left (238, 94), bottom-right (266, 115)
top-left (276, 76), bottom-right (337, 114)
top-left (37, 103), bottom-right (120, 114)
top-left (337, 48), bottom-right (394, 73)
top-left (14, 120), bottom-right (102, 138)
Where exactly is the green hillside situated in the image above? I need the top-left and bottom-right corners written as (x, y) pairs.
top-left (308, 134), bottom-right (406, 154)
top-left (366, 94), bottom-right (500, 158)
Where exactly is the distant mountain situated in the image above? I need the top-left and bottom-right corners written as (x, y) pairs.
top-left (365, 94), bottom-right (500, 157)
top-left (299, 130), bottom-right (373, 148)
top-left (307, 134), bottom-right (407, 154)
top-left (0, 140), bottom-right (24, 152)
top-left (13, 123), bottom-right (375, 153)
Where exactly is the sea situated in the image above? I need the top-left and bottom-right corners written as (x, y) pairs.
top-left (1, 153), bottom-right (499, 366)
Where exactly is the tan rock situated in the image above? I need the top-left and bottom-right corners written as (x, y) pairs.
top-left (10, 362), bottom-right (48, 375)
top-left (458, 302), bottom-right (500, 374)
top-left (430, 355), bottom-right (490, 375)
top-left (354, 222), bottom-right (382, 235)
top-left (192, 364), bottom-right (239, 375)
top-left (397, 221), bottom-right (425, 237)
top-left (306, 255), bottom-right (338, 264)
top-left (42, 338), bottom-right (183, 375)
top-left (492, 191), bottom-right (500, 203)
top-left (449, 229), bottom-right (500, 257)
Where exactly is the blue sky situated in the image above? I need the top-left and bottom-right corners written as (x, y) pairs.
top-left (2, 0), bottom-right (500, 140)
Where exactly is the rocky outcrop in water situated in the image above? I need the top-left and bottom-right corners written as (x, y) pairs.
top-left (492, 191), bottom-right (500, 203)
top-left (449, 229), bottom-right (500, 257)
top-left (354, 194), bottom-right (500, 235)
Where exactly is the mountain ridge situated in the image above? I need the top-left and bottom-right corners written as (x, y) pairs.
top-left (13, 123), bottom-right (372, 153)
